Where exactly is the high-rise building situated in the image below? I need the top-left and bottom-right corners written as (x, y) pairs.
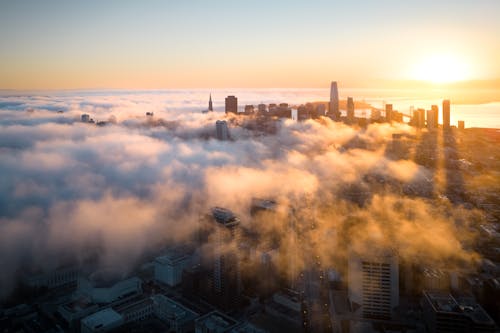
top-left (348, 251), bottom-right (399, 320)
top-left (81, 114), bottom-right (90, 122)
top-left (215, 120), bottom-right (229, 141)
top-left (427, 109), bottom-right (437, 130)
top-left (431, 105), bottom-right (439, 128)
top-left (208, 94), bottom-right (213, 112)
top-left (328, 81), bottom-right (340, 120)
top-left (347, 97), bottom-right (355, 122)
top-left (205, 207), bottom-right (242, 310)
top-left (442, 99), bottom-right (450, 129)
top-left (458, 120), bottom-right (465, 130)
top-left (225, 95), bottom-right (238, 114)
top-left (385, 104), bottom-right (393, 123)
top-left (418, 108), bottom-right (426, 128)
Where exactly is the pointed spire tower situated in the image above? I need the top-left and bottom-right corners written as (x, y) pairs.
top-left (208, 94), bottom-right (213, 112)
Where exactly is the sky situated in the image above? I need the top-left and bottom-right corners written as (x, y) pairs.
top-left (0, 0), bottom-right (499, 89)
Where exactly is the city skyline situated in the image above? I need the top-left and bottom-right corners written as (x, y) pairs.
top-left (1, 0), bottom-right (500, 89)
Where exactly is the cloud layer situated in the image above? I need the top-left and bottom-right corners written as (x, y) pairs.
top-left (0, 90), bottom-right (482, 299)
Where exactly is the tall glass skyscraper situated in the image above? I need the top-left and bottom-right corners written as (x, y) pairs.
top-left (329, 81), bottom-right (340, 120)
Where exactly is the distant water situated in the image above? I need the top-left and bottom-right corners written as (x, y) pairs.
top-left (0, 88), bottom-right (499, 128)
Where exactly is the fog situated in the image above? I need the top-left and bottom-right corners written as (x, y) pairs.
top-left (0, 90), bottom-right (483, 299)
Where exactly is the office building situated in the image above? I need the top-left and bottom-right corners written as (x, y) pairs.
top-left (431, 105), bottom-right (439, 128)
top-left (427, 109), bottom-right (437, 130)
top-left (152, 294), bottom-right (198, 333)
top-left (244, 104), bottom-right (255, 115)
top-left (348, 250), bottom-right (399, 320)
top-left (77, 274), bottom-right (142, 304)
top-left (154, 247), bottom-right (192, 287)
top-left (329, 81), bottom-right (340, 120)
top-left (443, 99), bottom-right (450, 129)
top-left (347, 97), bottom-right (355, 122)
top-left (422, 291), bottom-right (496, 333)
top-left (81, 114), bottom-right (90, 123)
top-left (418, 108), bottom-right (426, 128)
top-left (202, 207), bottom-right (242, 310)
top-left (215, 120), bottom-right (229, 141)
top-left (208, 94), bottom-right (213, 112)
top-left (257, 103), bottom-right (267, 114)
top-left (195, 311), bottom-right (239, 333)
top-left (385, 104), bottom-right (393, 123)
top-left (225, 95), bottom-right (238, 114)
top-left (81, 308), bottom-right (124, 333)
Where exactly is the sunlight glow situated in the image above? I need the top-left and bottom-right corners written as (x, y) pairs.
top-left (411, 54), bottom-right (472, 83)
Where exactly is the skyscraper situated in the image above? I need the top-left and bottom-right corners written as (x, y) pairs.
top-left (225, 95), bottom-right (238, 114)
top-left (347, 97), bottom-right (355, 122)
top-left (348, 250), bottom-right (399, 320)
top-left (215, 120), bottom-right (229, 141)
top-left (431, 105), bottom-right (439, 128)
top-left (205, 207), bottom-right (242, 310)
top-left (385, 104), bottom-right (393, 123)
top-left (328, 81), bottom-right (340, 120)
top-left (427, 109), bottom-right (437, 130)
top-left (442, 99), bottom-right (450, 129)
top-left (208, 94), bottom-right (213, 112)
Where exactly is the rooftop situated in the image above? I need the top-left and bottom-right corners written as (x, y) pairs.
top-left (81, 308), bottom-right (123, 330)
top-left (423, 291), bottom-right (495, 325)
top-left (196, 311), bottom-right (239, 332)
top-left (211, 207), bottom-right (240, 227)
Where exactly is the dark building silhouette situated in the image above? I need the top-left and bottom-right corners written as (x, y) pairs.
top-left (443, 99), bottom-right (450, 129)
top-left (328, 81), bottom-right (340, 120)
top-left (208, 94), bottom-right (213, 112)
top-left (385, 104), bottom-right (393, 123)
top-left (347, 97), bottom-right (355, 122)
top-left (431, 105), bottom-right (439, 128)
top-left (199, 207), bottom-right (242, 311)
top-left (225, 95), bottom-right (238, 114)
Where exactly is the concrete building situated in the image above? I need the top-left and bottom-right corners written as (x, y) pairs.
top-left (77, 274), bottom-right (142, 304)
top-left (113, 296), bottom-right (154, 324)
top-left (81, 308), bottom-right (124, 333)
top-left (431, 105), bottom-right (439, 128)
top-left (427, 109), bottom-right (438, 130)
top-left (225, 96), bottom-right (238, 114)
top-left (154, 248), bottom-right (192, 287)
top-left (58, 297), bottom-right (99, 325)
top-left (348, 250), bottom-right (399, 320)
top-left (385, 104), bottom-right (393, 123)
top-left (81, 114), bottom-right (90, 122)
top-left (442, 99), bottom-right (450, 129)
top-left (216, 120), bottom-right (229, 141)
top-left (422, 291), bottom-right (497, 333)
top-left (204, 207), bottom-right (242, 311)
top-left (418, 108), bottom-right (426, 128)
top-left (458, 120), bottom-right (465, 130)
top-left (23, 266), bottom-right (79, 289)
top-left (244, 105), bottom-right (255, 115)
top-left (152, 294), bottom-right (198, 333)
top-left (329, 81), bottom-right (340, 120)
top-left (195, 311), bottom-right (239, 333)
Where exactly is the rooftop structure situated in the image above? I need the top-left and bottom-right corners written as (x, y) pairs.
top-left (210, 207), bottom-right (240, 228)
top-left (81, 308), bottom-right (124, 333)
top-left (195, 311), bottom-right (239, 333)
top-left (422, 291), bottom-right (497, 333)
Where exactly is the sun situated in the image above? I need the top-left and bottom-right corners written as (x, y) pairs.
top-left (411, 54), bottom-right (471, 83)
